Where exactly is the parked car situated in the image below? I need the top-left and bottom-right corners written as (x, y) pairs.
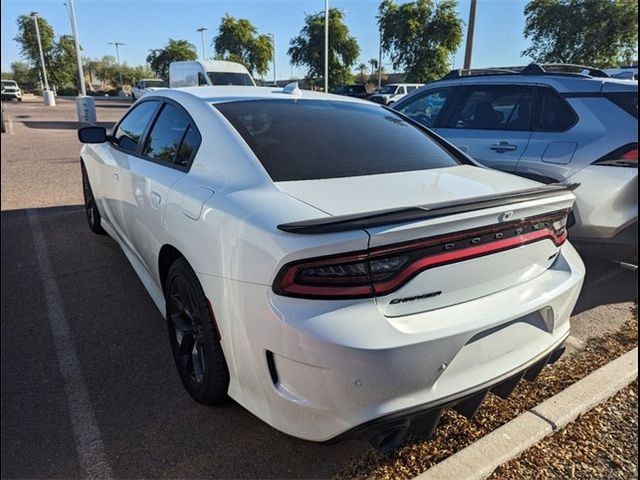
top-left (131, 79), bottom-right (166, 100)
top-left (1, 80), bottom-right (22, 101)
top-left (393, 64), bottom-right (638, 265)
top-left (369, 83), bottom-right (423, 105)
top-left (169, 60), bottom-right (255, 88)
top-left (605, 66), bottom-right (638, 81)
top-left (332, 83), bottom-right (371, 99)
top-left (77, 85), bottom-right (584, 452)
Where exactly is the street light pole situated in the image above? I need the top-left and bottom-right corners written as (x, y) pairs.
top-left (268, 33), bottom-right (276, 86)
top-left (463, 0), bottom-right (478, 70)
top-left (31, 11), bottom-right (55, 106)
top-left (66, 0), bottom-right (86, 96)
top-left (378, 28), bottom-right (383, 88)
top-left (324, 0), bottom-right (329, 92)
top-left (197, 27), bottom-right (208, 60)
top-left (108, 42), bottom-right (125, 90)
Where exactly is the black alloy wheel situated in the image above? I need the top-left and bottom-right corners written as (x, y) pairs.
top-left (166, 258), bottom-right (229, 405)
top-left (81, 163), bottom-right (106, 234)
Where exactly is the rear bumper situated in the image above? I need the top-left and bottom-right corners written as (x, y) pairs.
top-left (200, 242), bottom-right (585, 444)
top-left (327, 340), bottom-right (567, 451)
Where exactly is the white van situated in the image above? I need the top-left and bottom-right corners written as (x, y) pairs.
top-left (169, 60), bottom-right (255, 88)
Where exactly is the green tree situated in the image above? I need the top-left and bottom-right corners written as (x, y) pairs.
top-left (288, 8), bottom-right (360, 88)
top-left (146, 39), bottom-right (198, 80)
top-left (369, 58), bottom-right (378, 77)
top-left (214, 15), bottom-right (273, 76)
top-left (14, 14), bottom-right (56, 71)
top-left (523, 0), bottom-right (638, 67)
top-left (49, 35), bottom-right (78, 88)
top-left (7, 61), bottom-right (39, 87)
top-left (358, 62), bottom-right (367, 82)
top-left (378, 0), bottom-right (463, 82)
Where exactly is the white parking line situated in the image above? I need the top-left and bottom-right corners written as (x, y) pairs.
top-left (28, 209), bottom-right (113, 480)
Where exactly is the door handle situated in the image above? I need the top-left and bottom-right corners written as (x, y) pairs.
top-left (150, 192), bottom-right (161, 208)
top-left (490, 142), bottom-right (518, 152)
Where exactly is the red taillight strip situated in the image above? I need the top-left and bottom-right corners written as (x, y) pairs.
top-left (371, 228), bottom-right (566, 296)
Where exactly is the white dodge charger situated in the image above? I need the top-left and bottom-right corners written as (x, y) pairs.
top-left (78, 85), bottom-right (585, 452)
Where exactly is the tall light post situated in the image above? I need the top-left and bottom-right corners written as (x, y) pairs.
top-left (267, 33), bottom-right (276, 86)
top-left (324, 0), bottom-right (329, 92)
top-left (197, 27), bottom-right (208, 60)
top-left (463, 0), bottom-right (478, 70)
top-left (377, 27), bottom-right (383, 88)
top-left (30, 11), bottom-right (55, 106)
top-left (108, 42), bottom-right (125, 90)
top-left (65, 0), bottom-right (86, 96)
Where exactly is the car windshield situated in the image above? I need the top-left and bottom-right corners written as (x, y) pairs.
top-left (144, 80), bottom-right (165, 88)
top-left (378, 85), bottom-right (398, 94)
top-left (2, 81), bottom-right (17, 87)
top-left (215, 99), bottom-right (462, 182)
top-left (207, 72), bottom-right (254, 86)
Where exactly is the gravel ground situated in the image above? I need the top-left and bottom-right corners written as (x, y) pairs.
top-left (335, 311), bottom-right (638, 479)
top-left (491, 380), bottom-right (638, 480)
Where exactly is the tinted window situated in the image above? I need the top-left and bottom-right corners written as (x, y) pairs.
top-left (534, 87), bottom-right (577, 131)
top-left (605, 91), bottom-right (638, 119)
top-left (207, 72), bottom-right (254, 86)
top-left (198, 72), bottom-right (208, 86)
top-left (447, 85), bottom-right (534, 131)
top-left (113, 101), bottom-right (159, 153)
top-left (215, 100), bottom-right (462, 182)
top-left (142, 103), bottom-right (191, 164)
top-left (175, 126), bottom-right (200, 167)
top-left (395, 88), bottom-right (452, 128)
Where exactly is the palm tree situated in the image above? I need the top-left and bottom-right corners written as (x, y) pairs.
top-left (369, 58), bottom-right (378, 77)
top-left (358, 63), bottom-right (367, 83)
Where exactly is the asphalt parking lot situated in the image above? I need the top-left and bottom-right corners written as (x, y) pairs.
top-left (1, 96), bottom-right (638, 479)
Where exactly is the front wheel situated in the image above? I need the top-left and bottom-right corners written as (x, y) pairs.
top-left (166, 257), bottom-right (230, 405)
top-left (81, 163), bottom-right (106, 234)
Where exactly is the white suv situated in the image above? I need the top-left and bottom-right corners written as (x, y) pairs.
top-left (1, 80), bottom-right (22, 102)
top-left (369, 83), bottom-right (423, 106)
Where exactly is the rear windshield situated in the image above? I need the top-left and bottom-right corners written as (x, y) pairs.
top-left (207, 72), bottom-right (254, 86)
top-left (605, 92), bottom-right (638, 118)
top-left (215, 99), bottom-right (462, 181)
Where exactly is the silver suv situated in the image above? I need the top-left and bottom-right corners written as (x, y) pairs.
top-left (393, 64), bottom-right (638, 265)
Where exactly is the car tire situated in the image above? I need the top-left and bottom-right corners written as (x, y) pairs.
top-left (18, 97), bottom-right (22, 102)
top-left (166, 257), bottom-right (230, 405)
top-left (81, 162), bottom-right (106, 235)
top-left (131, 93), bottom-right (136, 102)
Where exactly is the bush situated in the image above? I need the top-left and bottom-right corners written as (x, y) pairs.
top-left (56, 87), bottom-right (79, 96)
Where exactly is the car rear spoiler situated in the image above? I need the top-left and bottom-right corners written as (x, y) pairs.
top-left (277, 183), bottom-right (580, 234)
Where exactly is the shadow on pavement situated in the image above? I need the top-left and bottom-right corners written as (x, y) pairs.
top-left (1, 205), bottom-right (366, 479)
top-left (572, 256), bottom-right (638, 315)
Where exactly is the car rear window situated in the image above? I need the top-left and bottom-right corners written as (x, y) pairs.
top-left (605, 92), bottom-right (638, 119)
top-left (215, 99), bottom-right (462, 181)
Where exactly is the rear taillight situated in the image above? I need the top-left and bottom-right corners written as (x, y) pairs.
top-left (273, 210), bottom-right (570, 299)
top-left (593, 143), bottom-right (638, 167)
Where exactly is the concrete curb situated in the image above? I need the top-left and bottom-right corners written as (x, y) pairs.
top-left (415, 347), bottom-right (638, 480)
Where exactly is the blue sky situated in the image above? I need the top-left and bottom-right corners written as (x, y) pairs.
top-left (1, 0), bottom-right (532, 79)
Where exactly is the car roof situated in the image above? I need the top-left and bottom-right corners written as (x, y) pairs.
top-left (155, 85), bottom-right (374, 105)
top-left (423, 73), bottom-right (637, 93)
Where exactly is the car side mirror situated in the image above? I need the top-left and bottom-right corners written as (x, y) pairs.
top-left (78, 126), bottom-right (107, 144)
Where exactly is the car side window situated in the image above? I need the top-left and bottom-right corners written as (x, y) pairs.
top-left (112, 100), bottom-right (160, 153)
top-left (446, 85), bottom-right (534, 131)
top-left (175, 126), bottom-right (200, 167)
top-left (395, 87), bottom-right (453, 128)
top-left (198, 72), bottom-right (208, 86)
top-left (399, 86), bottom-right (407, 95)
top-left (142, 103), bottom-right (198, 168)
top-left (533, 87), bottom-right (577, 131)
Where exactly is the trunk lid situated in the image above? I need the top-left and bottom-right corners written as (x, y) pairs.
top-left (277, 166), bottom-right (575, 317)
